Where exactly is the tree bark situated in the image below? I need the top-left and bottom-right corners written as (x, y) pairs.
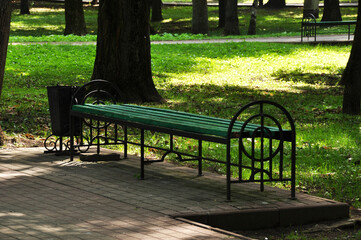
top-left (192, 0), bottom-right (208, 34)
top-left (263, 0), bottom-right (285, 8)
top-left (218, 0), bottom-right (226, 28)
top-left (321, 0), bottom-right (342, 21)
top-left (224, 0), bottom-right (240, 35)
top-left (151, 0), bottom-right (163, 22)
top-left (0, 0), bottom-right (12, 145)
top-left (0, 0), bottom-right (12, 101)
top-left (92, 0), bottom-right (163, 103)
top-left (341, 0), bottom-right (361, 114)
top-left (64, 0), bottom-right (87, 36)
top-left (248, 0), bottom-right (258, 35)
top-left (20, 0), bottom-right (30, 14)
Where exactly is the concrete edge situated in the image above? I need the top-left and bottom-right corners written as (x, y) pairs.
top-left (172, 203), bottom-right (350, 231)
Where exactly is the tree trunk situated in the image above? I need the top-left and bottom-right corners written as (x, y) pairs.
top-left (321, 0), bottom-right (342, 21)
top-left (303, 0), bottom-right (320, 18)
top-left (0, 0), bottom-right (12, 146)
top-left (151, 0), bottom-right (163, 22)
top-left (263, 0), bottom-right (285, 8)
top-left (224, 0), bottom-right (240, 35)
top-left (20, 0), bottom-right (30, 14)
top-left (0, 125), bottom-right (4, 146)
top-left (248, 0), bottom-right (258, 35)
top-left (218, 0), bottom-right (226, 28)
top-left (192, 0), bottom-right (208, 34)
top-left (64, 0), bottom-right (87, 36)
top-left (341, 0), bottom-right (361, 114)
top-left (92, 0), bottom-right (163, 103)
top-left (0, 0), bottom-right (12, 101)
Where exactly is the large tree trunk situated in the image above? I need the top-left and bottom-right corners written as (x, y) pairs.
top-left (218, 0), bottom-right (226, 28)
top-left (0, 0), bottom-right (12, 146)
top-left (224, 0), bottom-right (240, 35)
top-left (0, 0), bottom-right (12, 101)
top-left (151, 0), bottom-right (163, 22)
top-left (321, 0), bottom-right (342, 21)
top-left (192, 0), bottom-right (208, 34)
top-left (64, 0), bottom-right (87, 36)
top-left (263, 0), bottom-right (285, 8)
top-left (341, 0), bottom-right (361, 114)
top-left (92, 0), bottom-right (163, 103)
top-left (20, 0), bottom-right (30, 14)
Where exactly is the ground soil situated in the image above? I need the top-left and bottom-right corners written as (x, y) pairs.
top-left (0, 134), bottom-right (44, 149)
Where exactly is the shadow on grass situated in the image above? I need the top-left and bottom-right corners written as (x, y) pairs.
top-left (272, 69), bottom-right (343, 86)
top-left (155, 81), bottom-right (344, 121)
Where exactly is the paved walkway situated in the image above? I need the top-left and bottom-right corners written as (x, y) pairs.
top-left (152, 34), bottom-right (354, 45)
top-left (0, 147), bottom-right (349, 240)
top-left (162, 1), bottom-right (358, 7)
top-left (9, 34), bottom-right (354, 47)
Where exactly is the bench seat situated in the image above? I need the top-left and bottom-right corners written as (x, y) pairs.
top-left (301, 13), bottom-right (356, 42)
top-left (72, 104), bottom-right (291, 140)
top-left (302, 20), bottom-right (356, 27)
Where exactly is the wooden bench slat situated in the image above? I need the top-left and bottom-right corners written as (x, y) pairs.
top-left (303, 20), bottom-right (356, 26)
top-left (108, 104), bottom-right (279, 132)
top-left (114, 104), bottom-right (254, 130)
top-left (73, 104), bottom-right (230, 137)
top-left (72, 104), bottom-right (284, 138)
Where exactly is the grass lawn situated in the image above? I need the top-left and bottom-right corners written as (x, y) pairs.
top-left (1, 0), bottom-right (361, 218)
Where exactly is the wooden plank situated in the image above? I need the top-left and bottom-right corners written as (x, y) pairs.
top-left (72, 104), bottom-right (287, 138)
top-left (77, 104), bottom-right (276, 134)
top-left (303, 21), bottom-right (356, 26)
top-left (73, 105), bottom-right (230, 137)
top-left (102, 104), bottom-right (277, 132)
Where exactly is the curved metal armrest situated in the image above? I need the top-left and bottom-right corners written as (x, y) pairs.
top-left (71, 79), bottom-right (123, 106)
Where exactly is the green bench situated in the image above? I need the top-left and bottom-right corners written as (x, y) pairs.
top-left (301, 13), bottom-right (356, 42)
top-left (69, 80), bottom-right (296, 200)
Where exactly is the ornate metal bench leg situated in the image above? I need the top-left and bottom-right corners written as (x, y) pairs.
top-left (198, 140), bottom-right (203, 176)
top-left (291, 141), bottom-right (297, 199)
top-left (124, 126), bottom-right (128, 159)
top-left (226, 140), bottom-right (231, 201)
top-left (70, 116), bottom-right (74, 162)
top-left (140, 129), bottom-right (145, 180)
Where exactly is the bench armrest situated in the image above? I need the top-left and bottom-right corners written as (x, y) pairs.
top-left (71, 79), bottom-right (123, 107)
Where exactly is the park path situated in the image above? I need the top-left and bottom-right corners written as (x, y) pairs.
top-left (9, 34), bottom-right (354, 46)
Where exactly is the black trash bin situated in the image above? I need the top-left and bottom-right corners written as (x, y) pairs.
top-left (47, 85), bottom-right (81, 136)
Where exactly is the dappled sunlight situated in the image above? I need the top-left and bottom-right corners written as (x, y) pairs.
top-left (153, 42), bottom-right (350, 97)
top-left (0, 171), bottom-right (28, 181)
top-left (30, 8), bottom-right (64, 13)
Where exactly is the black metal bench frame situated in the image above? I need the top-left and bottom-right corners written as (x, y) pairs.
top-left (301, 13), bottom-right (356, 42)
top-left (69, 80), bottom-right (296, 201)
